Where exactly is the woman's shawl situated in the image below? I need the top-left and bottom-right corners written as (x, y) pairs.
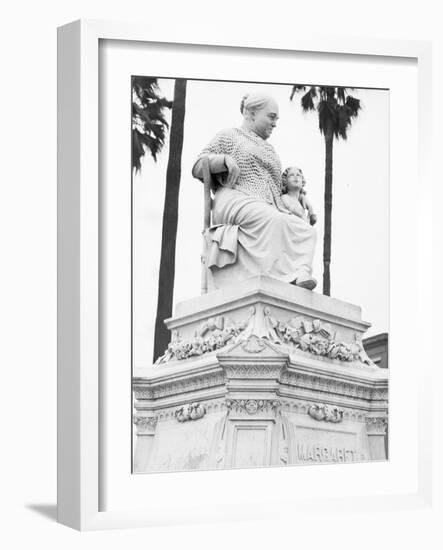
top-left (194, 127), bottom-right (287, 212)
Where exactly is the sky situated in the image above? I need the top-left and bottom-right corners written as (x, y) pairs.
top-left (133, 78), bottom-right (389, 367)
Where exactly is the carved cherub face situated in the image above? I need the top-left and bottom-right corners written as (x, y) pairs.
top-left (281, 166), bottom-right (307, 194)
top-left (285, 167), bottom-right (304, 192)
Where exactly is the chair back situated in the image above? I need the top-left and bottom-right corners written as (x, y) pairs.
top-left (200, 156), bottom-right (213, 294)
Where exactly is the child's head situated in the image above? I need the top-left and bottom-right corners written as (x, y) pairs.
top-left (281, 166), bottom-right (306, 194)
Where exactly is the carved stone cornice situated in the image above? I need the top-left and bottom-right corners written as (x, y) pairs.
top-left (280, 370), bottom-right (384, 401)
top-left (370, 388), bottom-right (389, 401)
top-left (365, 416), bottom-right (388, 435)
top-left (133, 386), bottom-right (154, 400)
top-left (308, 403), bottom-right (344, 423)
top-left (133, 415), bottom-right (158, 434)
top-left (225, 398), bottom-right (280, 416)
top-left (150, 371), bottom-right (226, 399)
top-left (135, 365), bottom-right (387, 406)
top-left (223, 364), bottom-right (283, 379)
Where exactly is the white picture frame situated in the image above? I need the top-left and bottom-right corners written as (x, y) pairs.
top-left (57, 19), bottom-right (433, 531)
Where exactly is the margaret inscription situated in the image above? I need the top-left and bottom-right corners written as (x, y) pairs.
top-left (296, 443), bottom-right (364, 463)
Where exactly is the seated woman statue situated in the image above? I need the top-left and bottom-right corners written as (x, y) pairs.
top-left (192, 92), bottom-right (317, 291)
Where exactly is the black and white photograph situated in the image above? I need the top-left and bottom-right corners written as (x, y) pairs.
top-left (131, 77), bottom-right (389, 473)
top-left (4, 0), bottom-right (438, 541)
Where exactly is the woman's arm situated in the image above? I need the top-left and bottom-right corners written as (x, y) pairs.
top-left (192, 128), bottom-right (239, 187)
top-left (192, 154), bottom-right (240, 188)
top-left (191, 154), bottom-right (227, 180)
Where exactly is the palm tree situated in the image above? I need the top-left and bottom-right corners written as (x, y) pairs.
top-left (132, 76), bottom-right (172, 172)
top-left (131, 77), bottom-right (187, 362)
top-left (290, 86), bottom-right (361, 296)
top-left (153, 78), bottom-right (187, 362)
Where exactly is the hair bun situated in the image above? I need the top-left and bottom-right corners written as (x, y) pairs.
top-left (240, 94), bottom-right (249, 114)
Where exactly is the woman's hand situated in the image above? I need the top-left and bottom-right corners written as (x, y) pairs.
top-left (224, 155), bottom-right (240, 188)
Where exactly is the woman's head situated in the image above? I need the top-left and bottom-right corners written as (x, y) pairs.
top-left (281, 166), bottom-right (305, 193)
top-left (240, 92), bottom-right (279, 139)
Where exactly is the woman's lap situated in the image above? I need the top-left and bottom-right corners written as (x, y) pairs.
top-left (213, 187), bottom-right (314, 238)
top-left (209, 187), bottom-right (316, 288)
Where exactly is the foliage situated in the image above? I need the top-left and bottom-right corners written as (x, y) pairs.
top-left (290, 85), bottom-right (361, 138)
top-left (132, 77), bottom-right (172, 172)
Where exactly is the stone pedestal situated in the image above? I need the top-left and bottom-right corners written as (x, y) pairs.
top-left (133, 276), bottom-right (388, 473)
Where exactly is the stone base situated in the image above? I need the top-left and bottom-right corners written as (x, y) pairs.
top-left (133, 276), bottom-right (388, 473)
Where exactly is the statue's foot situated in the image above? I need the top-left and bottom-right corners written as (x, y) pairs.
top-left (291, 275), bottom-right (317, 290)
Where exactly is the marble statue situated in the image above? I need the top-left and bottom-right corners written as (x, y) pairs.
top-left (192, 92), bottom-right (317, 291)
top-left (281, 166), bottom-right (317, 226)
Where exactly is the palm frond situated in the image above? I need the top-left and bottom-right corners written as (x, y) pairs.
top-left (336, 106), bottom-right (352, 139)
top-left (132, 131), bottom-right (144, 172)
top-left (290, 84), bottom-right (361, 139)
top-left (131, 76), bottom-right (172, 172)
top-left (345, 95), bottom-right (361, 117)
top-left (336, 87), bottom-right (347, 104)
top-left (290, 84), bottom-right (306, 101)
top-left (301, 89), bottom-right (315, 111)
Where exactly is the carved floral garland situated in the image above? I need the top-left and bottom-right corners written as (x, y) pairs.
top-left (155, 308), bottom-right (255, 365)
top-left (175, 402), bottom-right (206, 422)
top-left (263, 308), bottom-right (373, 365)
top-left (308, 403), bottom-right (344, 423)
top-left (225, 398), bottom-right (280, 415)
top-left (155, 306), bottom-right (373, 366)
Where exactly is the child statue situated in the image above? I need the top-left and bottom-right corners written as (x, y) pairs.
top-left (281, 166), bottom-right (317, 226)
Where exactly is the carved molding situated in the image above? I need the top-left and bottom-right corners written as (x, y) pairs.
top-left (143, 399), bottom-right (226, 422)
top-left (280, 445), bottom-right (289, 465)
top-left (308, 403), bottom-right (344, 423)
top-left (225, 398), bottom-right (280, 415)
top-left (175, 402), bottom-right (206, 422)
top-left (280, 399), bottom-right (371, 422)
top-left (150, 372), bottom-right (226, 399)
top-left (280, 371), bottom-right (387, 402)
top-left (134, 369), bottom-right (387, 405)
top-left (133, 415), bottom-right (158, 434)
top-left (224, 364), bottom-right (283, 378)
top-left (370, 388), bottom-right (389, 401)
top-left (365, 416), bottom-right (388, 435)
top-left (155, 308), bottom-right (256, 365)
top-left (133, 386), bottom-right (154, 400)
top-left (263, 308), bottom-right (374, 366)
top-left (241, 334), bottom-right (266, 353)
top-left (155, 306), bottom-right (376, 367)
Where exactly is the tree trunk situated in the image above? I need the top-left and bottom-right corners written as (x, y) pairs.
top-left (153, 78), bottom-right (187, 362)
top-left (323, 126), bottom-right (333, 296)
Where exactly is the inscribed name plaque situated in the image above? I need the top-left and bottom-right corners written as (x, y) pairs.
top-left (292, 424), bottom-right (367, 464)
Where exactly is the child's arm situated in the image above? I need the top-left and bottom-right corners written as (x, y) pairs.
top-left (302, 195), bottom-right (315, 216)
top-left (300, 194), bottom-right (317, 225)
